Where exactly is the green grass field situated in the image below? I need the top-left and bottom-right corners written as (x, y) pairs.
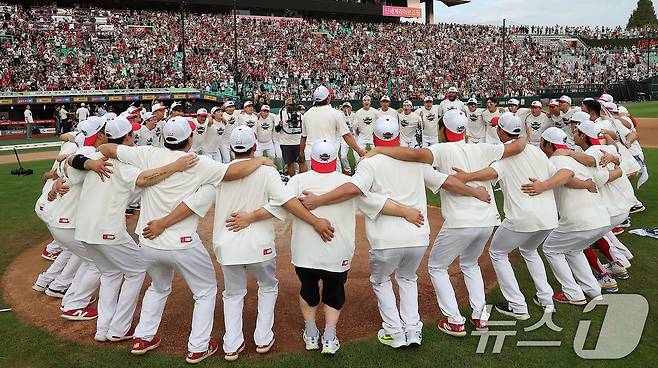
top-left (0, 136), bottom-right (60, 147)
top-left (623, 101), bottom-right (658, 118)
top-left (0, 152), bottom-right (655, 367)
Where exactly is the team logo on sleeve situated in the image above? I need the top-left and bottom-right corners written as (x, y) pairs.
top-left (363, 117), bottom-right (373, 125)
top-left (263, 247), bottom-right (273, 255)
top-left (180, 236), bottom-right (192, 243)
top-left (530, 121), bottom-right (541, 130)
top-left (341, 260), bottom-right (349, 267)
top-left (58, 218), bottom-right (69, 224)
top-left (102, 234), bottom-right (115, 240)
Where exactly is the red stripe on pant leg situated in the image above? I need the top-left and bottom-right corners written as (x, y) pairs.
top-left (583, 247), bottom-right (604, 274)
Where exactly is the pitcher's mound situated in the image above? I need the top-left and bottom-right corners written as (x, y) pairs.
top-left (3, 207), bottom-right (496, 355)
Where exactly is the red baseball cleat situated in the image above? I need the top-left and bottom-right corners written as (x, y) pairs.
top-left (130, 336), bottom-right (161, 355)
top-left (186, 338), bottom-right (219, 364)
top-left (437, 319), bottom-right (467, 337)
top-left (61, 307), bottom-right (98, 321)
top-left (552, 291), bottom-right (587, 305)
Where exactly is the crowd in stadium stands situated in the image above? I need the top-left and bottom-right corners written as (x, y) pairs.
top-left (1, 3), bottom-right (657, 101)
top-left (512, 24), bottom-right (658, 39)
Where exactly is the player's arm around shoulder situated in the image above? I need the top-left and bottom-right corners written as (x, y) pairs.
top-left (222, 156), bottom-right (274, 181)
top-left (367, 145), bottom-right (433, 164)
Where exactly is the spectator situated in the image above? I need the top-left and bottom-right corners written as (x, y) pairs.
top-left (59, 105), bottom-right (70, 133)
top-left (53, 105), bottom-right (61, 134)
top-left (23, 104), bottom-right (33, 138)
top-left (76, 103), bottom-right (90, 122)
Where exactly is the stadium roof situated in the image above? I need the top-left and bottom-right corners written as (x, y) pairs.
top-left (437, 0), bottom-right (471, 6)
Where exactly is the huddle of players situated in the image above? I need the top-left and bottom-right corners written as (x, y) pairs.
top-left (31, 87), bottom-right (645, 363)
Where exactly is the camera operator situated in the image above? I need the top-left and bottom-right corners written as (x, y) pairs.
top-left (277, 97), bottom-right (307, 176)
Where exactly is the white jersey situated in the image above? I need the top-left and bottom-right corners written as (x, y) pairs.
top-left (301, 105), bottom-right (350, 160)
top-left (116, 145), bottom-right (228, 250)
top-left (73, 151), bottom-right (142, 245)
top-left (203, 119), bottom-right (225, 153)
top-left (152, 120), bottom-right (166, 148)
top-left (222, 111), bottom-right (240, 144)
top-left (238, 112), bottom-right (258, 129)
top-left (414, 105), bottom-right (441, 139)
top-left (398, 111), bottom-right (422, 142)
top-left (429, 141), bottom-right (504, 229)
top-left (135, 125), bottom-right (159, 146)
top-left (466, 108), bottom-right (486, 141)
top-left (256, 115), bottom-right (277, 143)
top-left (24, 109), bottom-right (33, 123)
top-left (191, 118), bottom-right (208, 153)
top-left (439, 98), bottom-right (466, 116)
top-left (183, 162), bottom-right (293, 265)
top-left (523, 113), bottom-right (553, 146)
top-left (76, 107), bottom-right (90, 121)
top-left (490, 144), bottom-right (558, 232)
top-left (482, 109), bottom-right (502, 144)
top-left (287, 171), bottom-right (385, 272)
top-left (584, 145), bottom-right (636, 217)
top-left (378, 108), bottom-right (398, 120)
top-left (350, 155), bottom-right (447, 250)
top-left (559, 107), bottom-right (579, 142)
top-left (36, 142), bottom-right (79, 223)
top-left (278, 109), bottom-right (303, 146)
top-left (548, 155), bottom-right (611, 231)
top-left (353, 107), bottom-right (380, 144)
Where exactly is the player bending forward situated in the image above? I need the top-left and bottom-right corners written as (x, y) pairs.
top-left (301, 116), bottom-right (492, 347)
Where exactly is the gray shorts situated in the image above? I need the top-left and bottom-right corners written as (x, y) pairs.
top-left (280, 144), bottom-right (304, 165)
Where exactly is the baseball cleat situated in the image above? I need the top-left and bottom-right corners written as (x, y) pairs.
top-left (108, 325), bottom-right (136, 342)
top-left (470, 318), bottom-right (489, 332)
top-left (186, 338), bottom-right (218, 364)
top-left (377, 329), bottom-right (406, 348)
top-left (224, 342), bottom-right (245, 362)
top-left (612, 227), bottom-right (624, 235)
top-left (619, 218), bottom-right (631, 228)
top-left (552, 291), bottom-right (586, 305)
top-left (494, 302), bottom-right (530, 321)
top-left (532, 296), bottom-right (556, 313)
top-left (437, 320), bottom-right (467, 338)
top-left (45, 287), bottom-right (67, 298)
top-left (595, 273), bottom-right (619, 293)
top-left (629, 203), bottom-right (645, 214)
top-left (131, 336), bottom-right (161, 355)
top-left (321, 337), bottom-right (340, 354)
top-left (61, 307), bottom-right (98, 321)
top-left (405, 330), bottom-right (422, 347)
top-left (302, 330), bottom-right (320, 351)
top-left (32, 283), bottom-right (47, 292)
top-left (94, 333), bottom-right (108, 342)
top-left (256, 337), bottom-right (275, 354)
top-left (41, 249), bottom-right (62, 261)
top-left (608, 262), bottom-right (629, 280)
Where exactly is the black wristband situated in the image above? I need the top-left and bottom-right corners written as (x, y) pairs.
top-left (71, 154), bottom-right (90, 170)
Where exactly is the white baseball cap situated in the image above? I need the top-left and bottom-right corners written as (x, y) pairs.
top-left (467, 97), bottom-right (478, 104)
top-left (498, 112), bottom-right (522, 135)
top-left (196, 108), bottom-right (208, 116)
top-left (618, 105), bottom-right (629, 115)
top-left (260, 104), bottom-right (270, 112)
top-left (380, 95), bottom-right (391, 102)
top-left (448, 87), bottom-right (458, 93)
top-left (342, 101), bottom-right (352, 108)
top-left (576, 120), bottom-right (602, 145)
top-left (313, 86), bottom-right (330, 102)
top-left (230, 125), bottom-right (257, 153)
top-left (103, 112), bottom-right (117, 121)
top-left (310, 138), bottom-right (338, 173)
top-left (80, 103), bottom-right (86, 107)
top-left (142, 111), bottom-right (156, 122)
top-left (531, 101), bottom-right (543, 108)
top-left (210, 106), bottom-right (221, 115)
top-left (362, 95), bottom-right (372, 102)
top-left (170, 101), bottom-right (183, 111)
top-left (151, 103), bottom-right (166, 112)
top-left (78, 116), bottom-right (106, 146)
top-left (570, 111), bottom-right (591, 125)
top-left (558, 95), bottom-right (572, 105)
top-left (403, 100), bottom-right (413, 106)
top-left (373, 116), bottom-right (400, 147)
top-left (424, 96), bottom-right (433, 102)
top-left (583, 97), bottom-right (595, 102)
top-left (105, 116), bottom-right (141, 140)
top-left (224, 100), bottom-right (236, 108)
top-left (541, 127), bottom-right (569, 149)
top-left (508, 98), bottom-right (520, 106)
top-left (603, 101), bottom-right (618, 113)
top-left (163, 116), bottom-right (196, 145)
top-left (243, 100), bottom-right (254, 108)
top-left (599, 93), bottom-right (614, 103)
top-left (548, 99), bottom-right (559, 107)
top-left (443, 109), bottom-right (467, 142)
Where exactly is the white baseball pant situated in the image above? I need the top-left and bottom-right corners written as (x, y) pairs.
top-left (85, 241), bottom-right (147, 338)
top-left (256, 141), bottom-right (275, 158)
top-left (369, 246), bottom-right (427, 338)
top-left (274, 142), bottom-right (283, 162)
top-left (422, 135), bottom-right (438, 147)
top-left (338, 139), bottom-right (351, 174)
top-left (428, 227), bottom-right (493, 325)
top-left (489, 227), bottom-right (554, 313)
top-left (45, 239), bottom-right (63, 254)
top-left (542, 226), bottom-right (610, 301)
top-left (49, 227), bottom-right (100, 310)
top-left (35, 249), bottom-right (75, 288)
top-left (221, 259), bottom-right (278, 353)
top-left (133, 241), bottom-right (217, 353)
top-left (219, 144), bottom-right (232, 163)
top-left (604, 232), bottom-right (633, 267)
top-left (353, 138), bottom-right (372, 165)
top-left (203, 151), bottom-right (221, 162)
top-left (47, 253), bottom-right (83, 291)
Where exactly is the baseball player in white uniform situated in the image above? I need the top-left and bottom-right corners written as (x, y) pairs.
top-left (255, 105), bottom-right (277, 159)
top-left (352, 95), bottom-right (379, 163)
top-left (465, 97), bottom-right (486, 144)
top-left (378, 96), bottom-right (398, 120)
top-left (522, 127), bottom-right (611, 305)
top-left (300, 116), bottom-right (494, 346)
top-left (367, 110), bottom-right (527, 336)
top-left (415, 96), bottom-right (441, 147)
top-left (97, 117), bottom-right (275, 363)
top-left (237, 101), bottom-right (258, 129)
top-left (136, 112), bottom-right (161, 147)
top-left (438, 87), bottom-right (467, 116)
top-left (191, 109), bottom-right (209, 154)
top-left (523, 101), bottom-right (553, 146)
top-left (201, 106), bottom-right (225, 162)
top-left (141, 126), bottom-right (335, 362)
top-left (221, 101), bottom-right (240, 163)
top-left (482, 98), bottom-right (502, 144)
top-left (398, 100), bottom-right (421, 148)
top-left (339, 102), bottom-right (355, 174)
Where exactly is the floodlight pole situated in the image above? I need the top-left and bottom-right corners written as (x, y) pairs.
top-left (502, 18), bottom-right (506, 96)
top-left (233, 0), bottom-right (239, 98)
top-left (180, 1), bottom-right (187, 86)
